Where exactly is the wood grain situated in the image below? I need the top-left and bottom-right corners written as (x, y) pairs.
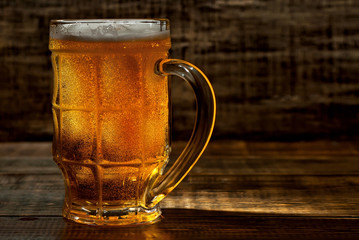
top-left (2, 172), bottom-right (359, 217)
top-left (1, 0), bottom-right (359, 141)
top-left (0, 141), bottom-right (359, 217)
top-left (1, 213), bottom-right (359, 240)
top-left (1, 141), bottom-right (359, 239)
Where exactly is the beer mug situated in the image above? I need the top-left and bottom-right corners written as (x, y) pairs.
top-left (49, 19), bottom-right (216, 225)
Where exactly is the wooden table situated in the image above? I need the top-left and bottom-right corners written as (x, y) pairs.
top-left (1, 141), bottom-right (359, 239)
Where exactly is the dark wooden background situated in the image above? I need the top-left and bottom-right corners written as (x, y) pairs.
top-left (1, 0), bottom-right (359, 142)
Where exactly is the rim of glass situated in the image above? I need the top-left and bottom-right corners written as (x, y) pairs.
top-left (50, 18), bottom-right (169, 25)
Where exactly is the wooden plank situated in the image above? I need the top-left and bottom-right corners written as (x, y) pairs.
top-left (1, 213), bottom-right (359, 240)
top-left (1, 172), bottom-right (359, 216)
top-left (2, 140), bottom-right (359, 158)
top-left (0, 142), bottom-right (52, 157)
top-left (0, 142), bottom-right (359, 217)
top-left (202, 140), bottom-right (359, 157)
top-left (2, 155), bottom-right (359, 175)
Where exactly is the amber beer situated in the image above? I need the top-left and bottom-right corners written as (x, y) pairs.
top-left (50, 24), bottom-right (171, 222)
top-left (50, 19), bottom-right (216, 226)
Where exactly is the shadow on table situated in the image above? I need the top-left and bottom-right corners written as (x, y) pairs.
top-left (58, 208), bottom-right (240, 240)
top-left (8, 208), bottom-right (359, 239)
top-left (55, 208), bottom-right (359, 240)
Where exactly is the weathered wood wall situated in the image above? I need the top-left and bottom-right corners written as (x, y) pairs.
top-left (1, 0), bottom-right (359, 141)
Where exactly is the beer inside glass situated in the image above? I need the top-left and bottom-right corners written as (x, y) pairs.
top-left (49, 19), bottom-right (216, 226)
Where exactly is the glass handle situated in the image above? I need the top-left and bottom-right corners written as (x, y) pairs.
top-left (146, 59), bottom-right (216, 207)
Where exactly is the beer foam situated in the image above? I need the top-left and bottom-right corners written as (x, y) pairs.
top-left (50, 20), bottom-right (170, 42)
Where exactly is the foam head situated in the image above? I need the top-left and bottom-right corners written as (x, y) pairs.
top-left (50, 19), bottom-right (170, 42)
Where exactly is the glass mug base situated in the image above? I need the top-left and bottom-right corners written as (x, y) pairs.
top-left (63, 202), bottom-right (162, 226)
